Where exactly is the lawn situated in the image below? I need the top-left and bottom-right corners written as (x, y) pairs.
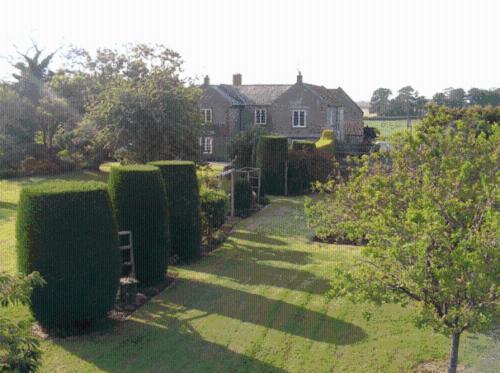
top-left (0, 172), bottom-right (497, 372)
top-left (364, 119), bottom-right (416, 139)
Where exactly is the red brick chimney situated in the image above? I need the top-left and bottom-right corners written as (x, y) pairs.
top-left (233, 73), bottom-right (242, 86)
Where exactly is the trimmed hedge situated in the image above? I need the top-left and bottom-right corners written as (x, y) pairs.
top-left (291, 140), bottom-right (316, 152)
top-left (287, 150), bottom-right (310, 195)
top-left (149, 161), bottom-right (202, 262)
top-left (315, 130), bottom-right (335, 152)
top-left (200, 187), bottom-right (229, 234)
top-left (234, 178), bottom-right (253, 215)
top-left (256, 136), bottom-right (288, 195)
top-left (16, 181), bottom-right (120, 333)
top-left (108, 165), bottom-right (170, 286)
top-left (287, 149), bottom-right (336, 195)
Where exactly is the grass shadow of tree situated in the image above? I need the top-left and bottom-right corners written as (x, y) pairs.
top-left (195, 248), bottom-right (332, 294)
top-left (53, 313), bottom-right (286, 372)
top-left (158, 279), bottom-right (366, 345)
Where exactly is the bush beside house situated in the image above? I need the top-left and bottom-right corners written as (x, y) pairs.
top-left (256, 136), bottom-right (288, 195)
top-left (16, 181), bottom-right (120, 333)
top-left (108, 165), bottom-right (170, 286)
top-left (149, 160), bottom-right (202, 262)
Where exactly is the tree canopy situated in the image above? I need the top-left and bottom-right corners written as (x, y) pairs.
top-left (306, 108), bottom-right (499, 372)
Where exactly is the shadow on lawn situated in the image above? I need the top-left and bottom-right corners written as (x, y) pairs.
top-left (55, 315), bottom-right (286, 372)
top-left (196, 249), bottom-right (331, 294)
top-left (159, 279), bottom-right (366, 345)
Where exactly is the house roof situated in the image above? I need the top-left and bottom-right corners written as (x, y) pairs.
top-left (219, 84), bottom-right (292, 106)
top-left (327, 88), bottom-right (363, 114)
top-left (203, 81), bottom-right (358, 110)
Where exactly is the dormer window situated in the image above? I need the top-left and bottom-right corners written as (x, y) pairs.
top-left (292, 110), bottom-right (306, 128)
top-left (201, 108), bottom-right (212, 124)
top-left (255, 109), bottom-right (267, 125)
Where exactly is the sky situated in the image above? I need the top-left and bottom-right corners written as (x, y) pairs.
top-left (1, 0), bottom-right (499, 101)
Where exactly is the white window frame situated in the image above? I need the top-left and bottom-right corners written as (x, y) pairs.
top-left (199, 136), bottom-right (213, 154)
top-left (292, 110), bottom-right (307, 128)
top-left (255, 108), bottom-right (267, 125)
top-left (201, 108), bottom-right (212, 124)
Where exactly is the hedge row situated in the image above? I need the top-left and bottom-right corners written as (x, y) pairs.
top-left (149, 160), bottom-right (202, 262)
top-left (200, 187), bottom-right (229, 235)
top-left (108, 165), bottom-right (170, 286)
top-left (16, 160), bottom-right (208, 334)
top-left (256, 136), bottom-right (288, 195)
top-left (16, 181), bottom-right (120, 333)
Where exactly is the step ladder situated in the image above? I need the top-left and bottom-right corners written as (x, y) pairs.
top-left (118, 230), bottom-right (139, 305)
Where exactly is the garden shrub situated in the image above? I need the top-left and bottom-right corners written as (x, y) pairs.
top-left (287, 148), bottom-right (336, 195)
top-left (287, 149), bottom-right (310, 195)
top-left (315, 130), bottom-right (335, 153)
top-left (200, 187), bottom-right (229, 235)
top-left (108, 165), bottom-right (170, 286)
top-left (234, 177), bottom-right (253, 216)
top-left (16, 181), bottom-right (120, 333)
top-left (308, 149), bottom-right (336, 183)
top-left (228, 126), bottom-right (267, 168)
top-left (256, 135), bottom-right (288, 195)
top-left (20, 157), bottom-right (61, 175)
top-left (291, 140), bottom-right (316, 152)
top-left (149, 160), bottom-right (202, 262)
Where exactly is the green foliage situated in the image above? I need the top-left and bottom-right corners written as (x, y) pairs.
top-left (149, 161), bottom-right (202, 262)
top-left (315, 130), bottom-right (335, 152)
top-left (234, 178), bottom-right (253, 216)
top-left (287, 150), bottom-right (309, 195)
top-left (288, 149), bottom-right (336, 195)
top-left (291, 140), bottom-right (316, 152)
top-left (0, 85), bottom-right (37, 170)
top-left (108, 165), bottom-right (170, 286)
top-left (200, 187), bottom-right (229, 236)
top-left (0, 272), bottom-right (45, 372)
top-left (73, 44), bottom-right (202, 165)
top-left (228, 126), bottom-right (267, 168)
top-left (308, 108), bottom-right (499, 370)
top-left (256, 136), bottom-right (288, 195)
top-left (16, 181), bottom-right (120, 333)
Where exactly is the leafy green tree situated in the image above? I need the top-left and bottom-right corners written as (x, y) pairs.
top-left (0, 272), bottom-right (44, 372)
top-left (70, 44), bottom-right (202, 164)
top-left (11, 45), bottom-right (56, 105)
top-left (307, 109), bottom-right (499, 373)
top-left (0, 85), bottom-right (37, 169)
top-left (369, 88), bottom-right (392, 116)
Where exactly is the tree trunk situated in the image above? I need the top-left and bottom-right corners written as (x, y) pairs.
top-left (448, 332), bottom-right (460, 373)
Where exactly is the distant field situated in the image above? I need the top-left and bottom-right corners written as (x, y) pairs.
top-left (364, 119), bottom-right (416, 139)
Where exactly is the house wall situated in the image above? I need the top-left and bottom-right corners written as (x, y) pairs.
top-left (334, 89), bottom-right (364, 143)
top-left (199, 87), bottom-right (239, 161)
top-left (270, 84), bottom-right (328, 139)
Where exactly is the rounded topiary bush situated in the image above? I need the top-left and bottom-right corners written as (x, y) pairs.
top-left (16, 181), bottom-right (120, 333)
top-left (148, 160), bottom-right (202, 262)
top-left (108, 165), bottom-right (170, 286)
top-left (256, 135), bottom-right (288, 195)
top-left (200, 187), bottom-right (229, 234)
top-left (291, 140), bottom-right (316, 152)
top-left (315, 130), bottom-right (335, 153)
top-left (287, 149), bottom-right (310, 195)
top-left (234, 177), bottom-right (253, 216)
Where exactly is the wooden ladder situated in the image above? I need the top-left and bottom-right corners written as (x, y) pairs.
top-left (118, 231), bottom-right (139, 305)
top-left (119, 230), bottom-right (136, 278)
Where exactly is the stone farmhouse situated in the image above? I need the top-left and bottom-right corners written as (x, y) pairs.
top-left (198, 73), bottom-right (364, 161)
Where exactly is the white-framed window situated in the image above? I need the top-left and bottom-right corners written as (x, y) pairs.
top-left (201, 108), bottom-right (212, 124)
top-left (292, 110), bottom-right (307, 127)
top-left (199, 136), bottom-right (213, 154)
top-left (255, 108), bottom-right (267, 125)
